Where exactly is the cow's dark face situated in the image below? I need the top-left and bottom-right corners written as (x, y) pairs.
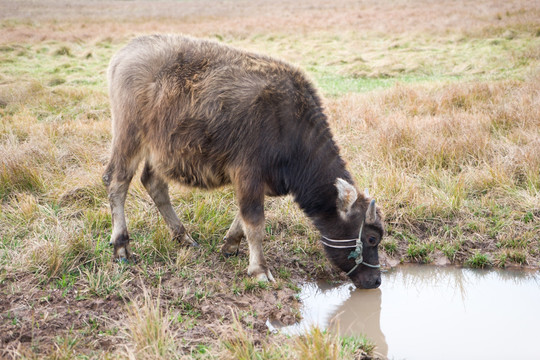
top-left (321, 178), bottom-right (384, 289)
top-left (345, 224), bottom-right (383, 289)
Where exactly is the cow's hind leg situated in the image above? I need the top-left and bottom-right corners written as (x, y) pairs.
top-left (103, 153), bottom-right (140, 261)
top-left (140, 161), bottom-right (198, 246)
top-left (235, 175), bottom-right (274, 282)
top-left (221, 212), bottom-right (244, 256)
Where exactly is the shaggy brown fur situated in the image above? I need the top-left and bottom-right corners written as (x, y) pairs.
top-left (104, 34), bottom-right (383, 287)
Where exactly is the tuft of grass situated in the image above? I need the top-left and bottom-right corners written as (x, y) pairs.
top-left (242, 278), bottom-right (270, 293)
top-left (142, 223), bottom-right (182, 263)
top-left (49, 333), bottom-right (80, 360)
top-left (8, 192), bottom-right (40, 223)
top-left (340, 334), bottom-right (376, 359)
top-left (441, 243), bottom-right (460, 262)
top-left (180, 190), bottom-right (235, 251)
top-left (381, 238), bottom-right (398, 255)
top-left (219, 321), bottom-right (376, 360)
top-left (294, 327), bottom-right (340, 360)
top-left (82, 265), bottom-right (128, 298)
top-left (506, 250), bottom-right (528, 265)
top-left (0, 158), bottom-right (45, 199)
top-left (407, 243), bottom-right (433, 263)
top-left (53, 46), bottom-right (72, 57)
top-left (83, 208), bottom-right (112, 235)
top-left (24, 227), bottom-right (109, 281)
top-left (48, 76), bottom-right (66, 86)
top-left (466, 252), bottom-right (492, 268)
top-left (221, 309), bottom-right (266, 360)
top-left (124, 284), bottom-right (178, 359)
top-left (28, 237), bottom-right (64, 279)
top-left (59, 183), bottom-right (108, 209)
top-left (277, 267), bottom-right (292, 280)
top-left (293, 327), bottom-right (375, 360)
top-left (496, 253), bottom-right (508, 268)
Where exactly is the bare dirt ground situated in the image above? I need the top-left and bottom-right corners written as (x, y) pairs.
top-left (1, 0), bottom-right (539, 358)
top-left (0, 252), bottom-right (304, 358)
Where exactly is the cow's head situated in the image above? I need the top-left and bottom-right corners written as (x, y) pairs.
top-left (320, 178), bottom-right (384, 289)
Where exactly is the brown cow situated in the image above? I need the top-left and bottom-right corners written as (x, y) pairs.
top-left (103, 34), bottom-right (384, 288)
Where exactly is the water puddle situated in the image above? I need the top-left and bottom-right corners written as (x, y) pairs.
top-left (268, 265), bottom-right (540, 360)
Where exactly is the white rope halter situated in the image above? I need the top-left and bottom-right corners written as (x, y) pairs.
top-left (321, 220), bottom-right (381, 275)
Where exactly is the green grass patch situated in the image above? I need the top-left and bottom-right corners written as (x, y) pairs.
top-left (507, 250), bottom-right (528, 265)
top-left (340, 334), bottom-right (376, 358)
top-left (381, 238), bottom-right (398, 255)
top-left (406, 243), bottom-right (433, 263)
top-left (465, 252), bottom-right (492, 268)
top-left (232, 30), bottom-right (540, 96)
top-left (242, 278), bottom-right (270, 293)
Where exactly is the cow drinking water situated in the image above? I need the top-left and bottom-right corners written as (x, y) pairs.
top-left (103, 34), bottom-right (384, 288)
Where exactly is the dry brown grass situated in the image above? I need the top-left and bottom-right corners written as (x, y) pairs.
top-left (2, 0), bottom-right (539, 44)
top-left (326, 72), bottom-right (540, 265)
top-left (122, 283), bottom-right (178, 359)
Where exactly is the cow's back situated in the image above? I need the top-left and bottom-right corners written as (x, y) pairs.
top-left (108, 34), bottom-right (325, 190)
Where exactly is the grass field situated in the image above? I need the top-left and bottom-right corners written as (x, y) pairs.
top-left (1, 0), bottom-right (539, 358)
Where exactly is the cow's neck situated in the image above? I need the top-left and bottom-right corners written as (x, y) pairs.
top-left (290, 131), bottom-right (352, 231)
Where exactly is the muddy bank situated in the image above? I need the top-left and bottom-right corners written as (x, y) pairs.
top-left (0, 245), bottom-right (330, 357)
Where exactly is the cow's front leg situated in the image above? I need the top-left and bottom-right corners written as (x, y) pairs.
top-left (235, 177), bottom-right (274, 282)
top-left (244, 218), bottom-right (274, 282)
top-left (221, 212), bottom-right (244, 256)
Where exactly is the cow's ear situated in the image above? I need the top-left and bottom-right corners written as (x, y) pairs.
top-left (336, 178), bottom-right (358, 218)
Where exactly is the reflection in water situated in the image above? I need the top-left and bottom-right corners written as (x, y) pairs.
top-left (329, 287), bottom-right (388, 357)
top-left (270, 265), bottom-right (540, 360)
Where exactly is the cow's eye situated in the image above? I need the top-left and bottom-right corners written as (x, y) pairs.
top-left (367, 236), bottom-right (378, 246)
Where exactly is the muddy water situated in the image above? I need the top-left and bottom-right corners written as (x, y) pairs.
top-left (268, 265), bottom-right (540, 360)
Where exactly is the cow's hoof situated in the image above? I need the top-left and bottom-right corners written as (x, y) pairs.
top-left (115, 257), bottom-right (129, 264)
top-left (222, 249), bottom-right (239, 257)
top-left (221, 238), bottom-right (241, 256)
top-left (255, 271), bottom-right (275, 282)
top-left (249, 267), bottom-right (275, 283)
top-left (113, 240), bottom-right (133, 263)
top-left (177, 233), bottom-right (199, 248)
top-left (114, 253), bottom-right (138, 264)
